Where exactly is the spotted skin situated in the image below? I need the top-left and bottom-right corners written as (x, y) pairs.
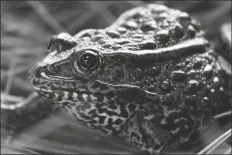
top-left (28, 4), bottom-right (231, 154)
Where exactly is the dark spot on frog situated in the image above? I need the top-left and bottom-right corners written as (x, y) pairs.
top-left (116, 26), bottom-right (127, 34)
top-left (114, 69), bottom-right (125, 80)
top-left (102, 42), bottom-right (112, 48)
top-left (99, 108), bottom-right (118, 117)
top-left (115, 38), bottom-right (131, 44)
top-left (145, 67), bottom-right (159, 77)
top-left (175, 63), bottom-right (183, 70)
top-left (185, 80), bottom-right (200, 93)
top-left (106, 29), bottom-right (120, 38)
top-left (132, 12), bottom-right (144, 19)
top-left (121, 20), bottom-right (138, 30)
top-left (186, 25), bottom-right (196, 38)
top-left (112, 44), bottom-right (121, 50)
top-left (169, 24), bottom-right (184, 40)
top-left (92, 34), bottom-right (105, 42)
top-left (153, 12), bottom-right (168, 22)
top-left (106, 91), bottom-right (115, 98)
top-left (80, 32), bottom-right (93, 38)
top-left (135, 68), bottom-right (143, 80)
top-left (177, 12), bottom-right (191, 27)
top-left (114, 118), bottom-right (123, 125)
top-left (147, 85), bottom-right (155, 92)
top-left (90, 82), bottom-right (109, 91)
top-left (140, 40), bottom-right (156, 49)
top-left (203, 64), bottom-right (213, 79)
top-left (98, 115), bottom-right (106, 124)
top-left (155, 30), bottom-right (170, 44)
top-left (76, 92), bottom-right (84, 101)
top-left (128, 103), bottom-right (137, 111)
top-left (141, 21), bottom-right (157, 32)
top-left (98, 39), bottom-right (107, 44)
top-left (171, 70), bottom-right (187, 82)
top-left (94, 30), bottom-right (105, 35)
top-left (185, 95), bottom-right (198, 108)
top-left (159, 80), bottom-right (171, 92)
top-left (108, 101), bottom-right (117, 110)
top-left (134, 81), bottom-right (141, 87)
top-left (159, 95), bottom-right (173, 106)
top-left (193, 60), bottom-right (203, 69)
top-left (143, 79), bottom-right (152, 86)
top-left (60, 101), bottom-right (70, 107)
top-left (80, 102), bottom-right (91, 111)
top-left (184, 60), bottom-right (190, 65)
top-left (187, 70), bottom-right (197, 77)
top-left (202, 96), bottom-right (210, 107)
top-left (133, 33), bottom-right (143, 39)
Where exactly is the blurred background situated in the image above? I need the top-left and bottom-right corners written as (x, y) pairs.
top-left (1, 1), bottom-right (231, 154)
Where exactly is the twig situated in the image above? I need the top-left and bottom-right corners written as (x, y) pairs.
top-left (2, 61), bottom-right (17, 105)
top-left (1, 92), bottom-right (39, 110)
top-left (224, 148), bottom-right (231, 154)
top-left (214, 111), bottom-right (232, 119)
top-left (27, 1), bottom-right (66, 33)
top-left (1, 66), bottom-right (32, 78)
top-left (69, 2), bottom-right (114, 33)
top-left (218, 56), bottom-right (232, 75)
top-left (220, 23), bottom-right (231, 49)
top-left (197, 129), bottom-right (231, 154)
top-left (1, 92), bottom-right (23, 103)
top-left (87, 1), bottom-right (116, 25)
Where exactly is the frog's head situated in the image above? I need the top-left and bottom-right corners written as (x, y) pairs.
top-left (28, 4), bottom-right (209, 134)
top-left (28, 32), bottom-right (153, 133)
top-left (29, 32), bottom-right (146, 100)
top-left (28, 27), bottom-right (209, 100)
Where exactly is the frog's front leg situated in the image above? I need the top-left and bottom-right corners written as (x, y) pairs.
top-left (125, 109), bottom-right (171, 154)
top-left (124, 99), bottom-right (209, 155)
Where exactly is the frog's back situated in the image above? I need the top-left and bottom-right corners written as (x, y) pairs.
top-left (109, 4), bottom-right (204, 50)
top-left (76, 4), bottom-right (204, 52)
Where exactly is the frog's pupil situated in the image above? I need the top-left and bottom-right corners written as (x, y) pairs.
top-left (79, 51), bottom-right (99, 70)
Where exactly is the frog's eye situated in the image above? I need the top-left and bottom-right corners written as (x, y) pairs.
top-left (75, 49), bottom-right (101, 73)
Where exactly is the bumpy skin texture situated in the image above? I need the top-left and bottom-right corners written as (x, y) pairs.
top-left (28, 4), bottom-right (231, 154)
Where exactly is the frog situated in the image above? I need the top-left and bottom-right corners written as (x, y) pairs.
top-left (28, 4), bottom-right (231, 154)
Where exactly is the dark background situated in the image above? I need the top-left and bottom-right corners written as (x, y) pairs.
top-left (1, 1), bottom-right (231, 154)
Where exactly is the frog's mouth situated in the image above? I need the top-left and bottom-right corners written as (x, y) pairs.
top-left (39, 69), bottom-right (74, 81)
top-left (29, 69), bottom-right (117, 102)
top-left (29, 72), bottom-right (159, 102)
top-left (34, 87), bottom-right (104, 102)
top-left (29, 78), bottom-right (103, 102)
top-left (28, 61), bottom-right (77, 82)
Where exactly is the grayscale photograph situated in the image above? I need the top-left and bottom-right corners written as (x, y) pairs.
top-left (1, 1), bottom-right (231, 154)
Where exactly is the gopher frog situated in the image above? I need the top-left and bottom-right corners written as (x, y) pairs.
top-left (28, 4), bottom-right (231, 154)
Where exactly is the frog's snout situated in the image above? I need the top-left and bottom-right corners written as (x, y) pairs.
top-left (28, 63), bottom-right (40, 80)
